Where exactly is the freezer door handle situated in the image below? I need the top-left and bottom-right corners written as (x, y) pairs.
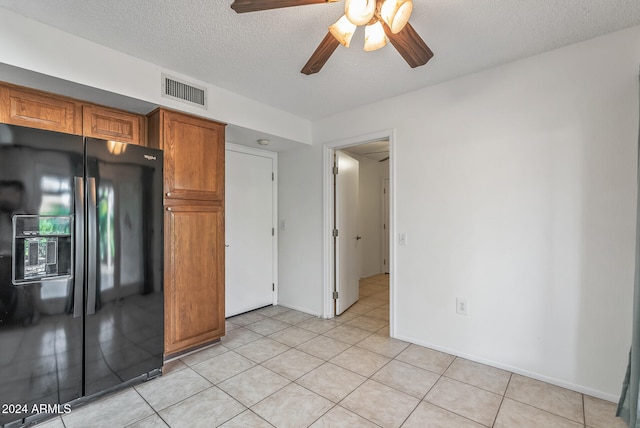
top-left (87, 177), bottom-right (97, 316)
top-left (73, 177), bottom-right (85, 318)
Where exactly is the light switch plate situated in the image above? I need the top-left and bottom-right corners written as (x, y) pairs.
top-left (399, 233), bottom-right (407, 246)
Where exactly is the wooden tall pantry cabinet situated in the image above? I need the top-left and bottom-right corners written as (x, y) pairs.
top-left (147, 108), bottom-right (226, 357)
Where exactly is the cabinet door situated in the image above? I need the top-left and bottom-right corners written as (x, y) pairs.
top-left (164, 204), bottom-right (225, 356)
top-left (83, 104), bottom-right (145, 145)
top-left (0, 85), bottom-right (81, 134)
top-left (162, 110), bottom-right (225, 201)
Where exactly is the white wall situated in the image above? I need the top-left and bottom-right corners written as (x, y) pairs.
top-left (0, 9), bottom-right (312, 146)
top-left (280, 26), bottom-right (640, 399)
top-left (278, 143), bottom-right (325, 315)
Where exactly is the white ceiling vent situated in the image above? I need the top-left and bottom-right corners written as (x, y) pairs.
top-left (161, 73), bottom-right (207, 109)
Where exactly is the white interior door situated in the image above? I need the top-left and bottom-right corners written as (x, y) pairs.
top-left (225, 149), bottom-right (274, 317)
top-left (335, 150), bottom-right (360, 315)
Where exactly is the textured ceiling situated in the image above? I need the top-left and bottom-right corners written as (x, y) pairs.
top-left (343, 139), bottom-right (390, 162)
top-left (0, 0), bottom-right (638, 121)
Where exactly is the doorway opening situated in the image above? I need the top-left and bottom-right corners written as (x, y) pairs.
top-left (323, 130), bottom-right (395, 336)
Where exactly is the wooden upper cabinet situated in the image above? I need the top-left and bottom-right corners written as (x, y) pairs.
top-left (0, 84), bottom-right (82, 134)
top-left (148, 108), bottom-right (225, 202)
top-left (83, 104), bottom-right (145, 145)
top-left (0, 82), bottom-right (147, 142)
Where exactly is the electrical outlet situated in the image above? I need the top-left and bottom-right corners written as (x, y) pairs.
top-left (456, 298), bottom-right (468, 315)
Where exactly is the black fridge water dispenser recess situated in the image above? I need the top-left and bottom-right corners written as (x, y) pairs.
top-left (12, 215), bottom-right (72, 285)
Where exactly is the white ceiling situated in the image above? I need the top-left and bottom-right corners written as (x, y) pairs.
top-left (342, 139), bottom-right (389, 162)
top-left (0, 0), bottom-right (638, 122)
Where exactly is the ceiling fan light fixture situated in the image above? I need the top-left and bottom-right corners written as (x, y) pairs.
top-left (329, 15), bottom-right (357, 47)
top-left (344, 0), bottom-right (376, 26)
top-left (380, 0), bottom-right (413, 34)
top-left (363, 20), bottom-right (387, 51)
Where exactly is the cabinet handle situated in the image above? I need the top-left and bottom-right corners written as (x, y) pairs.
top-left (166, 192), bottom-right (171, 197)
top-left (166, 207), bottom-right (172, 211)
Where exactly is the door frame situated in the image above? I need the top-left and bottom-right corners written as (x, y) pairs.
top-left (225, 142), bottom-right (279, 306)
top-left (322, 129), bottom-right (397, 336)
top-left (381, 176), bottom-right (390, 273)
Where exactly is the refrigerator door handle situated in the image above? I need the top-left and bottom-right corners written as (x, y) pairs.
top-left (73, 177), bottom-right (85, 318)
top-left (87, 177), bottom-right (98, 316)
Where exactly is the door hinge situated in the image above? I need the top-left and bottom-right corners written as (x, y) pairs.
top-left (332, 165), bottom-right (339, 175)
top-left (272, 283), bottom-right (275, 291)
top-left (272, 172), bottom-right (274, 181)
top-left (272, 228), bottom-right (275, 236)
top-left (384, 258), bottom-right (387, 266)
top-left (333, 291), bottom-right (339, 299)
top-left (332, 229), bottom-right (338, 237)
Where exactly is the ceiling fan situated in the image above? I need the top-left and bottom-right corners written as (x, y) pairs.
top-left (230, 0), bottom-right (434, 75)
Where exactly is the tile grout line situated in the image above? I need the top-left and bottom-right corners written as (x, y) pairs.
top-left (220, 311), bottom-right (348, 425)
top-left (221, 287), bottom-right (416, 426)
top-left (348, 283), bottom-right (427, 427)
top-left (129, 385), bottom-right (169, 427)
top-left (297, 326), bottom-right (415, 426)
top-left (414, 356), bottom-right (500, 427)
top-left (491, 371), bottom-right (513, 427)
top-left (272, 281), bottom-right (390, 426)
top-left (148, 372), bottom-right (221, 418)
top-left (246, 324), bottom-right (354, 428)
top-left (259, 299), bottom-right (390, 427)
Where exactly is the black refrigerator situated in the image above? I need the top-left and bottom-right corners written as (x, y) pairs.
top-left (0, 124), bottom-right (164, 427)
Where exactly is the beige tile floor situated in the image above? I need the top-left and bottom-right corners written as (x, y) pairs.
top-left (38, 274), bottom-right (625, 428)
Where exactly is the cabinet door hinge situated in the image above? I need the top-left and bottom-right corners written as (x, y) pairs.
top-left (332, 229), bottom-right (339, 237)
top-left (332, 291), bottom-right (339, 299)
top-left (272, 227), bottom-right (275, 236)
top-left (272, 172), bottom-right (274, 181)
top-left (272, 283), bottom-right (275, 291)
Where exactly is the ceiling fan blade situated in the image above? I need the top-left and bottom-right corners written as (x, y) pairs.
top-left (384, 22), bottom-right (434, 68)
top-left (231, 0), bottom-right (337, 13)
top-left (301, 32), bottom-right (340, 75)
